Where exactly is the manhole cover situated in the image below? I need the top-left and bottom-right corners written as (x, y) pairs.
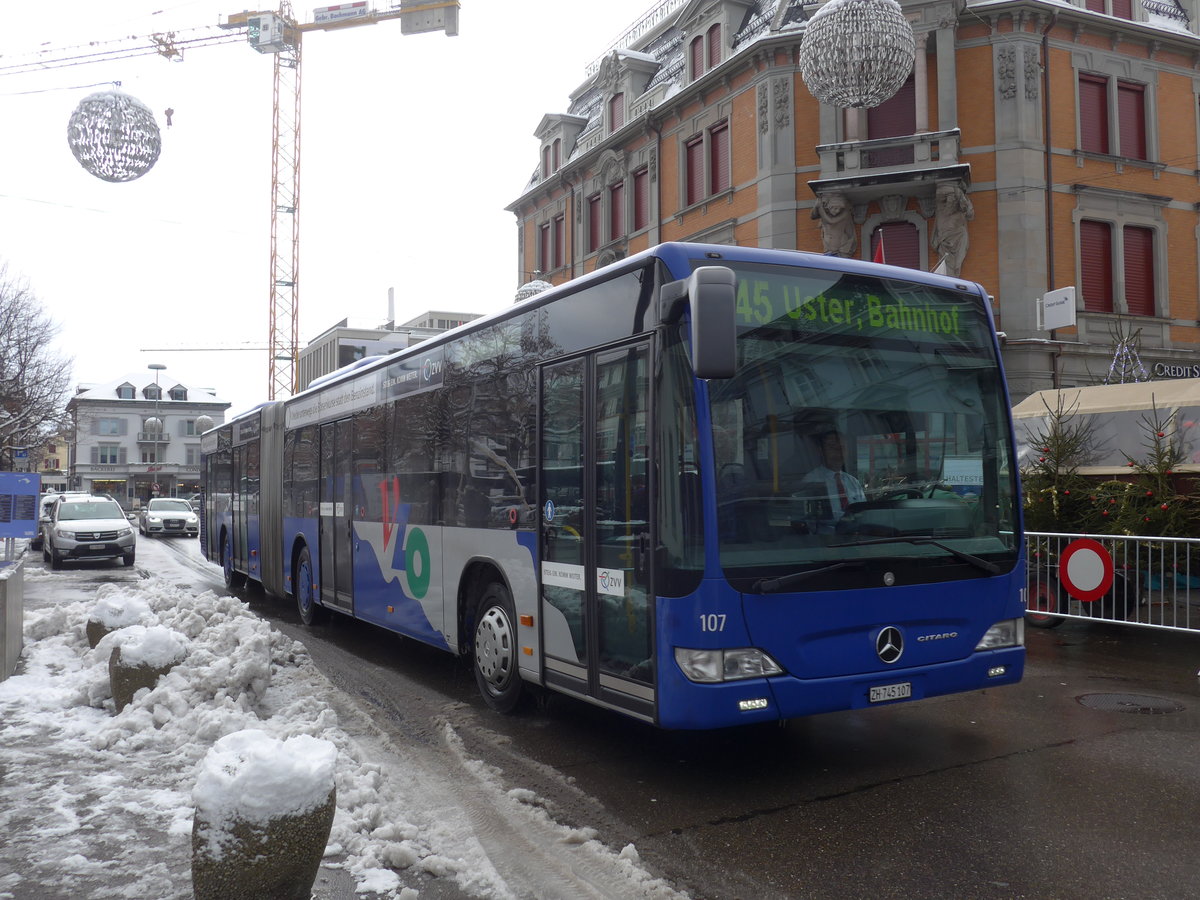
top-left (1076, 693), bottom-right (1184, 715)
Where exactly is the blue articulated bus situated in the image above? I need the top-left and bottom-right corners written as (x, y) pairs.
top-left (201, 242), bottom-right (1025, 729)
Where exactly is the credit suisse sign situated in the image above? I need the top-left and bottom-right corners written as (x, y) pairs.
top-left (1152, 362), bottom-right (1200, 379)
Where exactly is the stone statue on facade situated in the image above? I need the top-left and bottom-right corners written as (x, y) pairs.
top-left (931, 182), bottom-right (974, 277)
top-left (811, 191), bottom-right (856, 257)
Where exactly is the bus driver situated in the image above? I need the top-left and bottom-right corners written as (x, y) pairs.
top-left (802, 429), bottom-right (865, 529)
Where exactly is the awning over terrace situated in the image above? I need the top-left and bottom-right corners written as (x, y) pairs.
top-left (1012, 378), bottom-right (1200, 475)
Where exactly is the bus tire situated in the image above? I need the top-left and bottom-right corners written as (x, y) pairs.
top-left (222, 534), bottom-right (246, 591)
top-left (473, 581), bottom-right (523, 713)
top-left (1026, 574), bottom-right (1064, 628)
top-left (295, 546), bottom-right (329, 626)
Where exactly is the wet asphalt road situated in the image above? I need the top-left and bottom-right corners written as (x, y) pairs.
top-left (75, 539), bottom-right (1200, 899)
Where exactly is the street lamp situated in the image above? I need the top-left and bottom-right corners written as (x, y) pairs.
top-left (148, 363), bottom-right (166, 501)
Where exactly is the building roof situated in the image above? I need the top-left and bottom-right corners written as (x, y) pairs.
top-left (67, 374), bottom-right (229, 407)
top-left (519, 0), bottom-right (809, 194)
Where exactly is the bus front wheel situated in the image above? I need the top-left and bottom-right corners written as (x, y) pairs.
top-left (473, 582), bottom-right (523, 713)
top-left (295, 546), bottom-right (329, 626)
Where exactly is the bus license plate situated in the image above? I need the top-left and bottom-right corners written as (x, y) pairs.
top-left (91, 543), bottom-right (107, 550)
top-left (870, 682), bottom-right (911, 703)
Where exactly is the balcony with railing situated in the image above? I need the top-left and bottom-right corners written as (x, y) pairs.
top-left (136, 432), bottom-right (171, 444)
top-left (816, 129), bottom-right (961, 181)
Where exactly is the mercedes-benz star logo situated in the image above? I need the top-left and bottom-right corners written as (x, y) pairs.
top-left (876, 626), bottom-right (903, 664)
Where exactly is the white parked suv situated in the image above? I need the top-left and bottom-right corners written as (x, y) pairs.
top-left (43, 496), bottom-right (136, 569)
top-left (139, 497), bottom-right (200, 538)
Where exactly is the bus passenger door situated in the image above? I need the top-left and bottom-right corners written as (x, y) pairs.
top-left (232, 445), bottom-right (247, 572)
top-left (539, 342), bottom-right (654, 720)
top-left (319, 420), bottom-right (354, 612)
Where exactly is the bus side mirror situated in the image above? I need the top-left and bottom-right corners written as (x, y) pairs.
top-left (661, 266), bottom-right (736, 380)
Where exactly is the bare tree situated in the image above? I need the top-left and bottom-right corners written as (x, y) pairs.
top-left (0, 262), bottom-right (71, 469)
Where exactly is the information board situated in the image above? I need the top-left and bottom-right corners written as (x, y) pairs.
top-left (0, 472), bottom-right (41, 540)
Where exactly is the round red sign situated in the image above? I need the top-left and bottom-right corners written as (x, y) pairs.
top-left (1058, 538), bottom-right (1114, 603)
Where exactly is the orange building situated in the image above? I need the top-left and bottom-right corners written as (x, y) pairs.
top-left (506, 0), bottom-right (1200, 400)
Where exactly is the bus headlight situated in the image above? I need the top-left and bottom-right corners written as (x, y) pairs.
top-left (674, 647), bottom-right (784, 683)
top-left (975, 618), bottom-right (1024, 650)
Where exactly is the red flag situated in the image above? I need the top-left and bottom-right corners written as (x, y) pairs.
top-left (872, 232), bottom-right (886, 265)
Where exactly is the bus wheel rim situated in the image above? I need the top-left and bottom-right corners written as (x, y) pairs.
top-left (475, 606), bottom-right (513, 691)
top-left (299, 561), bottom-right (313, 610)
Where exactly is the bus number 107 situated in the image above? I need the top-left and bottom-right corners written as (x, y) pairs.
top-left (700, 614), bottom-right (727, 632)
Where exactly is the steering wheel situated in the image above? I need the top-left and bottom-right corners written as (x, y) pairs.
top-left (879, 487), bottom-right (925, 500)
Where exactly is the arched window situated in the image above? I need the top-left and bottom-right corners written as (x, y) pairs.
top-left (706, 24), bottom-right (722, 69)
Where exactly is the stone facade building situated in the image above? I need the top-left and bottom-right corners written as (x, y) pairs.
top-left (66, 372), bottom-right (230, 509)
top-left (506, 0), bottom-right (1200, 401)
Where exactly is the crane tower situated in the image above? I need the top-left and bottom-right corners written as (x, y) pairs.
top-left (221, 1), bottom-right (459, 399)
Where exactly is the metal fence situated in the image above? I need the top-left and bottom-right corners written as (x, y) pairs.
top-left (1026, 531), bottom-right (1200, 633)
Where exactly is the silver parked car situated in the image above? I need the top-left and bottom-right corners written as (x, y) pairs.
top-left (43, 496), bottom-right (136, 569)
top-left (31, 492), bottom-right (94, 551)
top-left (139, 497), bottom-right (200, 537)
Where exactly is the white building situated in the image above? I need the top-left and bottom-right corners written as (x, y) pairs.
top-left (66, 372), bottom-right (231, 509)
top-left (297, 311), bottom-right (482, 391)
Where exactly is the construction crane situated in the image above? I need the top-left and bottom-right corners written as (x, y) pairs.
top-left (0, 2), bottom-right (459, 401)
top-left (220, 1), bottom-right (460, 399)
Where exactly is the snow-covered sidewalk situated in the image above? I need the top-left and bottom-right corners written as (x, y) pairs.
top-left (0, 554), bottom-right (687, 900)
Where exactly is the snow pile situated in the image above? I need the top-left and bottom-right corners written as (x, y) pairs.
top-left (193, 729), bottom-right (338, 858)
top-left (0, 576), bottom-right (434, 898)
top-left (89, 589), bottom-right (154, 630)
top-left (110, 623), bottom-right (190, 668)
top-left (0, 564), bottom-right (689, 900)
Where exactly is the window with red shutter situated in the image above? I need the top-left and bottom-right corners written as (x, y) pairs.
top-left (1080, 220), bottom-right (1114, 312)
top-left (1117, 81), bottom-right (1146, 160)
top-left (610, 181), bottom-right (625, 241)
top-left (553, 215), bottom-right (564, 270)
top-left (1084, 0), bottom-right (1104, 11)
top-left (871, 222), bottom-right (920, 269)
top-left (866, 74), bottom-right (916, 166)
top-left (685, 135), bottom-right (704, 206)
top-left (1123, 226), bottom-right (1155, 316)
top-left (542, 146), bottom-right (551, 179)
top-left (633, 168), bottom-right (649, 232)
top-left (552, 138), bottom-right (561, 172)
top-left (690, 36), bottom-right (704, 80)
top-left (709, 122), bottom-right (730, 194)
top-left (609, 93), bottom-right (625, 133)
top-left (1110, 0), bottom-right (1132, 18)
top-left (539, 224), bottom-right (551, 273)
top-left (706, 24), bottom-right (721, 69)
top-left (1078, 74), bottom-right (1109, 154)
top-left (588, 195), bottom-right (602, 253)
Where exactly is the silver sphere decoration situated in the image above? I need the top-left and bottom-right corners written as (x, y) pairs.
top-left (799, 0), bottom-right (916, 109)
top-left (66, 90), bottom-right (162, 182)
top-left (514, 279), bottom-right (553, 303)
top-left (144, 416), bottom-right (164, 434)
top-left (194, 415), bottom-right (215, 434)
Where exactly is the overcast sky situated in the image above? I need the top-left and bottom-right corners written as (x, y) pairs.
top-left (0, 0), bottom-right (655, 418)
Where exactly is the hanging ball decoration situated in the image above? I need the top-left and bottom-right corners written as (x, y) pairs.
top-left (66, 90), bottom-right (162, 183)
top-left (799, 0), bottom-right (916, 109)
top-left (514, 279), bottom-right (553, 303)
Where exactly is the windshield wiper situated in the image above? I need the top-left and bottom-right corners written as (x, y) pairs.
top-left (829, 536), bottom-right (1004, 575)
top-left (753, 561), bottom-right (866, 594)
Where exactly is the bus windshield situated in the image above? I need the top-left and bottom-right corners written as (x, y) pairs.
top-left (708, 261), bottom-right (1019, 588)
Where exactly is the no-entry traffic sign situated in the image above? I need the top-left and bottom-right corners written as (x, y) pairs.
top-left (1059, 538), bottom-right (1114, 603)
